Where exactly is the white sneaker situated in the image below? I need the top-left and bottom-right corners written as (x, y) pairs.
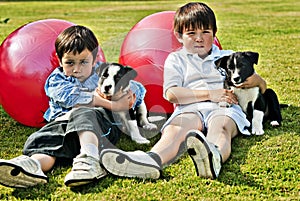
top-left (100, 149), bottom-right (161, 179)
top-left (0, 155), bottom-right (48, 188)
top-left (185, 130), bottom-right (222, 179)
top-left (64, 153), bottom-right (107, 187)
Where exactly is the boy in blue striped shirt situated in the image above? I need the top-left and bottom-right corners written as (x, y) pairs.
top-left (0, 25), bottom-right (134, 188)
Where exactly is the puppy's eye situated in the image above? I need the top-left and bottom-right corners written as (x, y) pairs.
top-left (228, 64), bottom-right (235, 70)
top-left (102, 71), bottom-right (109, 78)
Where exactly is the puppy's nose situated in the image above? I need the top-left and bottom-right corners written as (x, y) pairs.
top-left (104, 85), bottom-right (112, 92)
top-left (233, 77), bottom-right (240, 83)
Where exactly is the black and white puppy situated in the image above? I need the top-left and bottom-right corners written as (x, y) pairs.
top-left (215, 51), bottom-right (282, 135)
top-left (96, 62), bottom-right (157, 144)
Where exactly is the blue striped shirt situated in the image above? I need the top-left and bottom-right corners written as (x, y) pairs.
top-left (43, 62), bottom-right (146, 122)
top-left (43, 62), bottom-right (100, 122)
top-left (129, 80), bottom-right (146, 109)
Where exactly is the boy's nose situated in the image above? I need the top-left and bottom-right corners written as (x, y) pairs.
top-left (73, 65), bottom-right (81, 73)
top-left (195, 34), bottom-right (203, 42)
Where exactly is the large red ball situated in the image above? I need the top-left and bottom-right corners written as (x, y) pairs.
top-left (0, 19), bottom-right (106, 127)
top-left (119, 11), bottom-right (222, 114)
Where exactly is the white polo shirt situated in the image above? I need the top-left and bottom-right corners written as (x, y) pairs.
top-left (162, 44), bottom-right (251, 135)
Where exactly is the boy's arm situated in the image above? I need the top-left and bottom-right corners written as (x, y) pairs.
top-left (45, 70), bottom-right (95, 109)
top-left (48, 82), bottom-right (92, 108)
top-left (235, 73), bottom-right (267, 93)
top-left (165, 86), bottom-right (238, 105)
top-left (90, 90), bottom-right (135, 111)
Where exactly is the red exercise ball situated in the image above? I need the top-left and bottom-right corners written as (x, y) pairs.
top-left (0, 19), bottom-right (106, 127)
top-left (119, 11), bottom-right (222, 114)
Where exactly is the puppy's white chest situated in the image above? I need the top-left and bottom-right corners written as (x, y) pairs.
top-left (233, 87), bottom-right (259, 112)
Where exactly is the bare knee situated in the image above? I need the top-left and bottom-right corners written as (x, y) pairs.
top-left (207, 116), bottom-right (238, 137)
top-left (206, 116), bottom-right (238, 162)
top-left (167, 113), bottom-right (203, 131)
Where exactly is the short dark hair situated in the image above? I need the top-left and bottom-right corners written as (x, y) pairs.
top-left (55, 25), bottom-right (99, 61)
top-left (173, 2), bottom-right (217, 36)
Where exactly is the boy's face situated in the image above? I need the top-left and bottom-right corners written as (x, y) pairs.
top-left (176, 28), bottom-right (214, 59)
top-left (60, 48), bottom-right (96, 82)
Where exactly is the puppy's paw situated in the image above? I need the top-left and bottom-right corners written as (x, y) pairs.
top-left (142, 123), bottom-right (158, 131)
top-left (251, 126), bottom-right (264, 135)
top-left (270, 121), bottom-right (280, 127)
top-left (252, 110), bottom-right (264, 135)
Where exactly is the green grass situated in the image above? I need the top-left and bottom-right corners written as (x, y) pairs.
top-left (0, 0), bottom-right (299, 200)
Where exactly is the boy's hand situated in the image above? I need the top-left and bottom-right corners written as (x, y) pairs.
top-left (93, 89), bottom-right (136, 110)
top-left (209, 89), bottom-right (238, 105)
top-left (116, 90), bottom-right (136, 109)
top-left (235, 73), bottom-right (258, 88)
top-left (235, 73), bottom-right (266, 93)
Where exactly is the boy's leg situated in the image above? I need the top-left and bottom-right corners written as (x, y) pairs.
top-left (0, 154), bottom-right (49, 188)
top-left (100, 113), bottom-right (202, 179)
top-left (185, 116), bottom-right (237, 179)
top-left (151, 113), bottom-right (203, 166)
top-left (64, 107), bottom-right (119, 187)
top-left (32, 153), bottom-right (56, 172)
top-left (64, 131), bottom-right (107, 187)
top-left (206, 115), bottom-right (238, 162)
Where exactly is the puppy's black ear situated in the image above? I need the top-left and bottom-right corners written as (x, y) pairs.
top-left (124, 66), bottom-right (137, 80)
top-left (97, 62), bottom-right (110, 75)
top-left (244, 51), bottom-right (259, 65)
top-left (215, 56), bottom-right (230, 69)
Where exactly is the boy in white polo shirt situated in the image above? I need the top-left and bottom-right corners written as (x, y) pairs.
top-left (100, 2), bottom-right (268, 179)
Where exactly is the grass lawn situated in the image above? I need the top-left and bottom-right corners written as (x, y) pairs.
top-left (0, 0), bottom-right (299, 200)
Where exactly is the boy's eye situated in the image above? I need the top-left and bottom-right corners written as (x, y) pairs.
top-left (81, 60), bottom-right (88, 65)
top-left (65, 61), bottom-right (74, 65)
top-left (186, 31), bottom-right (195, 35)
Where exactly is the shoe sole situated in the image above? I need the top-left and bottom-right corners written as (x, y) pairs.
top-left (186, 131), bottom-right (220, 179)
top-left (100, 150), bottom-right (160, 179)
top-left (64, 171), bottom-right (108, 187)
top-left (0, 161), bottom-right (48, 188)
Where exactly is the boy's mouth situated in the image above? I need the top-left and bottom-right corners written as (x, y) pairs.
top-left (194, 45), bottom-right (204, 49)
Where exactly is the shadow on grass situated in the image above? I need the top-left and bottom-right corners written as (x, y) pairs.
top-left (10, 179), bottom-right (60, 200)
top-left (218, 134), bottom-right (263, 188)
top-left (218, 105), bottom-right (298, 188)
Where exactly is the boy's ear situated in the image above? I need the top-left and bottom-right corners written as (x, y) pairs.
top-left (56, 53), bottom-right (62, 66)
top-left (244, 51), bottom-right (259, 65)
top-left (174, 32), bottom-right (183, 43)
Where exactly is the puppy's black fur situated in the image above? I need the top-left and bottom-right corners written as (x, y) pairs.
top-left (215, 51), bottom-right (282, 135)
